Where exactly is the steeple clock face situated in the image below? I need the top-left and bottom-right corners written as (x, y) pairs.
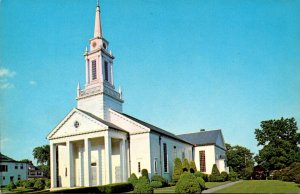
top-left (92, 42), bottom-right (97, 48)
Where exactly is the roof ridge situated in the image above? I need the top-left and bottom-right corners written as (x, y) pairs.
top-left (178, 129), bottom-right (221, 136)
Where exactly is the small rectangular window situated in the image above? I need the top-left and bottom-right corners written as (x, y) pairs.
top-left (18, 175), bottom-right (21, 180)
top-left (182, 151), bottom-right (185, 160)
top-left (0, 165), bottom-right (8, 172)
top-left (104, 61), bottom-right (109, 81)
top-left (163, 143), bottom-right (168, 173)
top-left (138, 162), bottom-right (141, 173)
top-left (3, 176), bottom-right (5, 180)
top-left (92, 60), bottom-right (97, 80)
top-left (15, 163), bottom-right (18, 169)
top-left (20, 164), bottom-right (24, 169)
top-left (200, 151), bottom-right (206, 172)
top-left (173, 146), bottom-right (177, 159)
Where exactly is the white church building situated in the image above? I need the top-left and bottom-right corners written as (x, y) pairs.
top-left (47, 2), bottom-right (228, 189)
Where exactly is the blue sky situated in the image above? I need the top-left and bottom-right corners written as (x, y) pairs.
top-left (1, 0), bottom-right (299, 163)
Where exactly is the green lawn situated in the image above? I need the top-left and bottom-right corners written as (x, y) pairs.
top-left (154, 181), bottom-right (231, 193)
top-left (205, 181), bottom-right (231, 189)
top-left (0, 187), bottom-right (36, 193)
top-left (215, 180), bottom-right (300, 193)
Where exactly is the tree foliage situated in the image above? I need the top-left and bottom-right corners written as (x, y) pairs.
top-left (33, 145), bottom-right (50, 166)
top-left (182, 158), bottom-right (190, 172)
top-left (226, 143), bottom-right (254, 179)
top-left (189, 160), bottom-right (197, 173)
top-left (255, 117), bottom-right (300, 171)
top-left (172, 158), bottom-right (183, 182)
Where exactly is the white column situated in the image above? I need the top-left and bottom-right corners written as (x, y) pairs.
top-left (120, 138), bottom-right (127, 182)
top-left (66, 141), bottom-right (74, 187)
top-left (84, 138), bottom-right (91, 187)
top-left (105, 133), bottom-right (112, 184)
top-left (50, 142), bottom-right (57, 189)
top-left (79, 147), bottom-right (84, 187)
top-left (97, 145), bottom-right (102, 185)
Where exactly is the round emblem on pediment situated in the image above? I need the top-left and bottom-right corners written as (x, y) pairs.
top-left (74, 121), bottom-right (80, 128)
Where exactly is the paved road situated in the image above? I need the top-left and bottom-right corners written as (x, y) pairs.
top-left (202, 180), bottom-right (243, 193)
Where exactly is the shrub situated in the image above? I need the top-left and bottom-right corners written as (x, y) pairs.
top-left (209, 164), bottom-right (223, 182)
top-left (228, 171), bottom-right (238, 181)
top-left (15, 180), bottom-right (22, 187)
top-left (295, 173), bottom-right (300, 184)
top-left (141, 169), bottom-right (149, 181)
top-left (189, 160), bottom-right (197, 173)
top-left (24, 179), bottom-right (35, 188)
top-left (45, 179), bottom-right (51, 188)
top-left (6, 181), bottom-right (17, 191)
top-left (194, 171), bottom-right (208, 182)
top-left (34, 179), bottom-right (45, 190)
top-left (134, 176), bottom-right (153, 193)
top-left (175, 172), bottom-right (201, 193)
top-left (196, 177), bottom-right (205, 190)
top-left (98, 182), bottom-right (134, 193)
top-left (172, 158), bottom-right (183, 183)
top-left (285, 162), bottom-right (300, 182)
top-left (220, 171), bottom-right (229, 181)
top-left (128, 173), bottom-right (139, 187)
top-left (150, 181), bottom-right (162, 188)
top-left (151, 175), bottom-right (168, 187)
top-left (182, 158), bottom-right (190, 172)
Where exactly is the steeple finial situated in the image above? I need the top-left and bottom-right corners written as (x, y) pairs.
top-left (94, 0), bottom-right (103, 38)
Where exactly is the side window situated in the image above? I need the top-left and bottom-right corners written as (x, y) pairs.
top-left (138, 162), bottom-right (141, 173)
top-left (163, 143), bottom-right (168, 173)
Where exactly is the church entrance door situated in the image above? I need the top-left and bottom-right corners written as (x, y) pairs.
top-left (91, 163), bottom-right (97, 186)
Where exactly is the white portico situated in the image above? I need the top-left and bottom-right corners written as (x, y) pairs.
top-left (47, 109), bottom-right (128, 188)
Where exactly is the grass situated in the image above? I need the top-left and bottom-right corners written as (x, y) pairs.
top-left (154, 186), bottom-right (176, 193)
top-left (215, 180), bottom-right (300, 193)
top-left (154, 181), bottom-right (232, 193)
top-left (0, 187), bottom-right (36, 193)
top-left (205, 181), bottom-right (231, 189)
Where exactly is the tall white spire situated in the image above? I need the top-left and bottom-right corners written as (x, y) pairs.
top-left (94, 0), bottom-right (103, 38)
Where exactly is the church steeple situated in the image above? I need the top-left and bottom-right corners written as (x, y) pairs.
top-left (94, 1), bottom-right (103, 38)
top-left (76, 1), bottom-right (123, 120)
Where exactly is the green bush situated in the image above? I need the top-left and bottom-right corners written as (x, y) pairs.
top-left (196, 177), bottom-right (205, 190)
top-left (194, 171), bottom-right (208, 182)
top-left (6, 181), bottom-right (17, 191)
top-left (128, 173), bottom-right (139, 187)
top-left (189, 160), bottom-right (197, 173)
top-left (182, 158), bottom-right (190, 172)
top-left (172, 158), bottom-right (183, 183)
top-left (175, 172), bottom-right (201, 193)
top-left (34, 179), bottom-right (45, 190)
top-left (45, 179), bottom-right (51, 188)
top-left (220, 171), bottom-right (229, 181)
top-left (150, 181), bottom-right (162, 188)
top-left (134, 176), bottom-right (153, 193)
top-left (295, 173), bottom-right (300, 184)
top-left (141, 169), bottom-right (149, 181)
top-left (228, 171), bottom-right (238, 181)
top-left (284, 162), bottom-right (300, 182)
top-left (209, 164), bottom-right (223, 182)
top-left (15, 180), bottom-right (23, 187)
top-left (51, 183), bottom-right (133, 193)
top-left (24, 179), bottom-right (35, 188)
top-left (151, 175), bottom-right (168, 187)
top-left (98, 182), bottom-right (133, 193)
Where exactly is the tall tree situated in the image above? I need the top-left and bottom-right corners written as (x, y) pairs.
top-left (226, 143), bottom-right (254, 179)
top-left (32, 145), bottom-right (50, 166)
top-left (255, 117), bottom-right (300, 170)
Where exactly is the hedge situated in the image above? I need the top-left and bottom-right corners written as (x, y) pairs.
top-left (51, 182), bottom-right (133, 193)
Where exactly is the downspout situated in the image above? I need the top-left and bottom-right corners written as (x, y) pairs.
top-left (159, 135), bottom-right (162, 176)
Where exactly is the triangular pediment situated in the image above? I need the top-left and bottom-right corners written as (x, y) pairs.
top-left (47, 108), bottom-right (108, 139)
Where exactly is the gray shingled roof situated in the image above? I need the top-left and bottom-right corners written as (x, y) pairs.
top-left (119, 112), bottom-right (193, 145)
top-left (0, 152), bottom-right (16, 162)
top-left (76, 108), bottom-right (128, 134)
top-left (178, 129), bottom-right (222, 146)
